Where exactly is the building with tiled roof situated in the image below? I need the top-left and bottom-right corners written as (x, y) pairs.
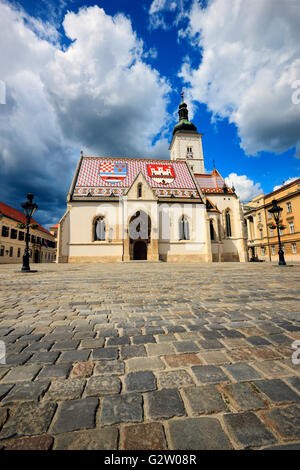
top-left (57, 95), bottom-right (248, 263)
top-left (0, 201), bottom-right (56, 264)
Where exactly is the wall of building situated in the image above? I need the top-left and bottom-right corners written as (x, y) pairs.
top-left (0, 216), bottom-right (55, 264)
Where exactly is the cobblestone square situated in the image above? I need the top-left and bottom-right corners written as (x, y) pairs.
top-left (0, 262), bottom-right (300, 450)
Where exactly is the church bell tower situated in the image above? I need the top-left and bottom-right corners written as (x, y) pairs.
top-left (169, 92), bottom-right (205, 174)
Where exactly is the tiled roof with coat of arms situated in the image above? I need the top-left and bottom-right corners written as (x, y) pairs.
top-left (72, 156), bottom-right (201, 199)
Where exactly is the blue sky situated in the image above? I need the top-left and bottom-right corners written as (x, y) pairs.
top-left (0, 0), bottom-right (300, 228)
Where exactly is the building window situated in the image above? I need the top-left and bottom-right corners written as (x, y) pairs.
top-left (287, 202), bottom-right (292, 213)
top-left (270, 228), bottom-right (274, 237)
top-left (225, 210), bottom-right (232, 237)
top-left (261, 247), bottom-right (265, 256)
top-left (268, 211), bottom-right (272, 220)
top-left (292, 242), bottom-right (297, 254)
top-left (94, 216), bottom-right (106, 241)
top-left (0, 246), bottom-right (4, 256)
top-left (179, 216), bottom-right (190, 240)
top-left (279, 228), bottom-right (283, 236)
top-left (31, 235), bottom-right (36, 243)
top-left (259, 228), bottom-right (263, 239)
top-left (271, 246), bottom-right (276, 255)
top-left (10, 229), bottom-right (17, 239)
top-left (18, 231), bottom-right (24, 241)
top-left (137, 183), bottom-right (142, 198)
top-left (17, 248), bottom-right (21, 257)
top-left (209, 220), bottom-right (215, 240)
top-left (289, 221), bottom-right (295, 234)
top-left (1, 226), bottom-right (9, 237)
top-left (258, 213), bottom-right (261, 223)
top-left (186, 147), bottom-right (193, 159)
top-left (9, 247), bottom-right (13, 257)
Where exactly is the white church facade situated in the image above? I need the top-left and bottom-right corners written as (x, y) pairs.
top-left (57, 96), bottom-right (248, 263)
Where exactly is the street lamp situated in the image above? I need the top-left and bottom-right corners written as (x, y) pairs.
top-left (269, 199), bottom-right (286, 266)
top-left (21, 193), bottom-right (38, 272)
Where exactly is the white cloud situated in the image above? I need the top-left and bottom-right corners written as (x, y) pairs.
top-left (225, 173), bottom-right (263, 202)
top-left (273, 177), bottom-right (299, 191)
top-left (180, 0), bottom-right (300, 158)
top-left (148, 0), bottom-right (188, 30)
top-left (0, 3), bottom-right (170, 226)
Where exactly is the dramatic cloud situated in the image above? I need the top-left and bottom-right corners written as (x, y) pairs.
top-left (273, 177), bottom-right (299, 191)
top-left (0, 3), bottom-right (170, 227)
top-left (180, 0), bottom-right (300, 158)
top-left (225, 173), bottom-right (263, 202)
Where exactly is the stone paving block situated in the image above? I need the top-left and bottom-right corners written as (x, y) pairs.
top-left (0, 402), bottom-right (57, 440)
top-left (126, 357), bottom-right (165, 372)
top-left (199, 350), bottom-right (231, 365)
top-left (106, 336), bottom-right (130, 346)
top-left (0, 364), bottom-right (41, 383)
top-left (163, 353), bottom-right (202, 368)
top-left (46, 378), bottom-right (85, 400)
top-left (80, 338), bottom-right (105, 349)
top-left (267, 334), bottom-right (292, 345)
top-left (51, 398), bottom-right (98, 434)
top-left (183, 385), bottom-right (228, 415)
top-left (224, 363), bottom-right (262, 382)
top-left (38, 364), bottom-right (71, 380)
top-left (5, 353), bottom-right (32, 366)
top-left (222, 382), bottom-right (266, 411)
top-left (252, 379), bottom-right (300, 404)
top-left (53, 428), bottom-right (118, 450)
top-left (85, 376), bottom-right (121, 396)
top-left (261, 405), bottom-right (300, 440)
top-left (121, 422), bottom-right (167, 450)
top-left (168, 417), bottom-right (233, 450)
top-left (223, 412), bottom-right (276, 448)
top-left (24, 341), bottom-right (54, 352)
top-left (245, 336), bottom-right (272, 347)
top-left (198, 339), bottom-right (223, 350)
top-left (92, 348), bottom-right (118, 361)
top-left (4, 435), bottom-right (54, 450)
top-left (71, 361), bottom-right (94, 378)
top-left (132, 335), bottom-right (156, 345)
top-left (124, 371), bottom-right (157, 392)
top-left (59, 350), bottom-right (90, 363)
top-left (51, 340), bottom-right (80, 351)
top-left (157, 369), bottom-right (195, 388)
top-left (100, 393), bottom-right (143, 425)
top-left (120, 345), bottom-right (146, 359)
top-left (228, 347), bottom-right (255, 362)
top-left (156, 333), bottom-right (177, 343)
top-left (146, 343), bottom-right (175, 356)
top-left (2, 380), bottom-right (50, 404)
top-left (144, 327), bottom-right (165, 335)
top-left (191, 365), bottom-right (230, 385)
top-left (251, 347), bottom-right (282, 360)
top-left (264, 443), bottom-right (300, 450)
top-left (221, 338), bottom-right (250, 349)
top-left (28, 351), bottom-right (60, 365)
top-left (145, 388), bottom-right (186, 419)
top-left (94, 360), bottom-right (124, 376)
top-left (253, 360), bottom-right (292, 378)
top-left (173, 341), bottom-right (200, 353)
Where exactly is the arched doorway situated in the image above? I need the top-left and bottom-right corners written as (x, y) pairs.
top-left (133, 241), bottom-right (147, 260)
top-left (129, 211), bottom-right (151, 261)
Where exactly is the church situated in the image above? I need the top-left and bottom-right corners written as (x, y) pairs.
top-left (57, 95), bottom-right (248, 263)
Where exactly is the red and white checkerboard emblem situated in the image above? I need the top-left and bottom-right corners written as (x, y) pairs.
top-left (147, 164), bottom-right (175, 184)
top-left (99, 161), bottom-right (127, 183)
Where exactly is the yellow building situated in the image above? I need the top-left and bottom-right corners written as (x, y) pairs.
top-left (0, 201), bottom-right (56, 264)
top-left (244, 178), bottom-right (300, 262)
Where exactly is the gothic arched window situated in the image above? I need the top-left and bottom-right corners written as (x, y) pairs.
top-left (179, 216), bottom-right (190, 240)
top-left (225, 210), bottom-right (232, 237)
top-left (94, 216), bottom-right (106, 241)
top-left (137, 183), bottom-right (142, 198)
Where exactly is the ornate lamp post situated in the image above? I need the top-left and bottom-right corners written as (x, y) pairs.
top-left (21, 193), bottom-right (38, 272)
top-left (269, 199), bottom-right (286, 266)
